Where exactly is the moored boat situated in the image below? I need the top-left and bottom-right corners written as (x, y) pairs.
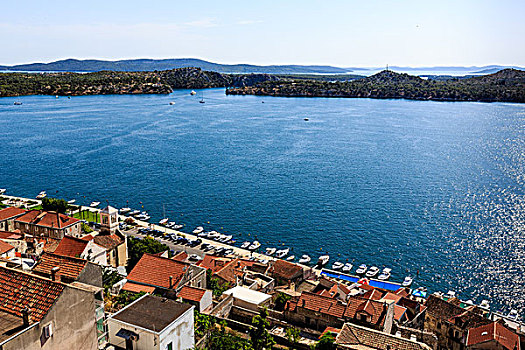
top-left (331, 262), bottom-right (344, 270)
top-left (89, 201), bottom-right (100, 208)
top-left (190, 90), bottom-right (196, 95)
top-left (265, 248), bottom-right (276, 256)
top-left (241, 241), bottom-right (251, 249)
top-left (0, 189), bottom-right (6, 195)
top-left (67, 199), bottom-right (76, 204)
top-left (287, 255), bottom-right (295, 261)
top-left (356, 264), bottom-right (367, 275)
top-left (120, 207), bottom-right (131, 214)
top-left (275, 248), bottom-right (289, 259)
top-left (248, 241), bottom-right (261, 250)
top-left (298, 255), bottom-right (311, 264)
top-left (378, 268), bottom-right (392, 281)
top-left (36, 191), bottom-right (47, 199)
top-left (366, 266), bottom-right (380, 278)
top-left (192, 226), bottom-right (204, 234)
top-left (402, 276), bottom-right (413, 287)
top-left (342, 263), bottom-right (353, 273)
top-left (317, 255), bottom-right (330, 266)
top-left (159, 218), bottom-right (169, 225)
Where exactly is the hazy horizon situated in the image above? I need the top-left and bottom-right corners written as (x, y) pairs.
top-left (1, 0), bottom-right (524, 67)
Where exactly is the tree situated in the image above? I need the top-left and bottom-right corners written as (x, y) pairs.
top-left (250, 308), bottom-right (275, 350)
top-left (127, 236), bottom-right (170, 271)
top-left (274, 292), bottom-right (291, 311)
top-left (286, 326), bottom-right (300, 349)
top-left (314, 332), bottom-right (336, 350)
top-left (41, 197), bottom-right (69, 213)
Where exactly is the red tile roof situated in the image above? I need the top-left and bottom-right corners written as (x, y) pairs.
top-left (214, 258), bottom-right (259, 285)
top-left (294, 292), bottom-right (346, 318)
top-left (127, 253), bottom-right (189, 289)
top-left (172, 251), bottom-right (188, 262)
top-left (93, 234), bottom-right (124, 250)
top-left (0, 266), bottom-right (65, 323)
top-left (198, 255), bottom-right (232, 274)
top-left (32, 252), bottom-right (88, 281)
top-left (362, 289), bottom-right (384, 301)
top-left (270, 259), bottom-right (303, 281)
top-left (382, 292), bottom-right (403, 304)
top-left (466, 322), bottom-right (520, 350)
top-left (0, 207), bottom-right (26, 221)
top-left (344, 296), bottom-right (388, 326)
top-left (15, 210), bottom-right (79, 229)
top-left (178, 285), bottom-right (207, 302)
top-left (121, 281), bottom-right (156, 294)
top-left (0, 231), bottom-right (23, 240)
top-left (53, 236), bottom-right (88, 258)
top-left (0, 240), bottom-right (15, 255)
top-left (394, 304), bottom-right (407, 322)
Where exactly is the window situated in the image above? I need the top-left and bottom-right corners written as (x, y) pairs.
top-left (167, 342), bottom-right (173, 350)
top-left (40, 323), bottom-right (53, 346)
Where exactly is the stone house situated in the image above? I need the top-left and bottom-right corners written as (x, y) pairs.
top-left (15, 210), bottom-right (81, 240)
top-left (53, 235), bottom-right (108, 266)
top-left (107, 294), bottom-right (195, 350)
top-left (83, 231), bottom-right (128, 267)
top-left (0, 207), bottom-right (26, 232)
top-left (0, 266), bottom-right (99, 350)
top-left (269, 259), bottom-right (304, 286)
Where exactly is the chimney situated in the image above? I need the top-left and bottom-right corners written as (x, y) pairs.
top-left (56, 212), bottom-right (61, 229)
top-left (22, 307), bottom-right (31, 327)
top-left (51, 266), bottom-right (60, 281)
top-left (169, 276), bottom-right (173, 288)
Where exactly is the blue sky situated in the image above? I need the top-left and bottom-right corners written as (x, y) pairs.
top-left (1, 0), bottom-right (524, 67)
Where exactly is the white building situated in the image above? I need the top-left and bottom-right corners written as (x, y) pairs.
top-left (107, 294), bottom-right (195, 350)
top-left (223, 285), bottom-right (272, 311)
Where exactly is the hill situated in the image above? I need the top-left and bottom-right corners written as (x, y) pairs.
top-left (1, 58), bottom-right (351, 74)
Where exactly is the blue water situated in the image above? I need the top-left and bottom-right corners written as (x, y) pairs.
top-left (1, 90), bottom-right (524, 316)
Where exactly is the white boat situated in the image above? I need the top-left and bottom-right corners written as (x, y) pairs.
top-left (90, 201), bottom-right (100, 208)
top-left (120, 207), bottom-right (131, 214)
top-left (275, 248), bottom-right (289, 259)
top-left (190, 90), bottom-right (197, 95)
top-left (192, 226), bottom-right (204, 234)
top-left (287, 255), bottom-right (295, 261)
top-left (317, 255), bottom-right (330, 266)
top-left (0, 189), bottom-right (6, 195)
top-left (172, 224), bottom-right (183, 230)
top-left (248, 241), bottom-right (261, 250)
top-left (207, 231), bottom-right (219, 240)
top-left (169, 101), bottom-right (175, 105)
top-left (129, 209), bottom-right (140, 216)
top-left (402, 276), bottom-right (413, 287)
top-left (366, 266), bottom-right (380, 278)
top-left (479, 300), bottom-right (490, 310)
top-left (219, 235), bottom-right (233, 243)
top-left (446, 290), bottom-right (456, 298)
top-left (507, 309), bottom-right (519, 321)
top-left (197, 231), bottom-right (208, 238)
top-left (331, 262), bottom-right (344, 270)
top-left (342, 263), bottom-right (353, 273)
top-left (298, 255), bottom-right (311, 264)
top-left (241, 241), bottom-right (251, 249)
top-left (265, 248), bottom-right (277, 256)
top-left (137, 215), bottom-right (150, 221)
top-left (159, 218), bottom-right (169, 225)
top-left (36, 191), bottom-right (47, 199)
top-left (356, 264), bottom-right (367, 275)
top-left (378, 268), bottom-right (392, 281)
top-left (67, 199), bottom-right (76, 204)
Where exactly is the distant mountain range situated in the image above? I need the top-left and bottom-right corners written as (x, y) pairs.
top-left (0, 58), bottom-right (523, 75)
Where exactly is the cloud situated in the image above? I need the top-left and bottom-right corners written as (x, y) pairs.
top-left (237, 20), bottom-right (263, 25)
top-left (183, 18), bottom-right (218, 28)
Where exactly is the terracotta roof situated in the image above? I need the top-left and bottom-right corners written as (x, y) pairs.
top-left (345, 296), bottom-right (388, 326)
top-left (394, 304), bottom-right (407, 322)
top-left (178, 285), bottom-right (207, 302)
top-left (270, 259), bottom-right (303, 281)
top-left (0, 231), bottom-right (23, 240)
top-left (33, 252), bottom-right (88, 281)
top-left (0, 207), bottom-right (26, 221)
top-left (395, 288), bottom-right (410, 298)
top-left (127, 253), bottom-right (189, 289)
top-left (93, 234), bottom-right (124, 250)
top-left (172, 251), bottom-right (188, 261)
top-left (43, 238), bottom-right (61, 253)
top-left (53, 236), bottom-right (88, 258)
top-left (214, 258), bottom-right (260, 285)
top-left (381, 292), bottom-right (403, 304)
top-left (336, 322), bottom-right (432, 350)
top-left (121, 281), bottom-right (156, 294)
top-left (466, 322), bottom-right (521, 350)
top-left (363, 289), bottom-right (385, 301)
top-left (294, 292), bottom-right (346, 318)
top-left (0, 266), bottom-right (65, 323)
top-left (198, 255), bottom-right (232, 273)
top-left (15, 210), bottom-right (79, 229)
top-left (0, 240), bottom-right (15, 255)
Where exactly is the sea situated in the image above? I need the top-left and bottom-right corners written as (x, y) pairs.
top-left (1, 89), bottom-right (524, 317)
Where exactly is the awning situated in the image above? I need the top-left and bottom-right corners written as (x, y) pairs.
top-left (116, 328), bottom-right (139, 341)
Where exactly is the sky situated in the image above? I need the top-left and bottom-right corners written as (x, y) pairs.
top-left (1, 0), bottom-right (524, 67)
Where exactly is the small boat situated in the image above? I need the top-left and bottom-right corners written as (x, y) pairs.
top-left (136, 214), bottom-right (150, 221)
top-left (356, 264), bottom-right (367, 275)
top-left (287, 255), bottom-right (295, 261)
top-left (446, 290), bottom-right (456, 298)
top-left (119, 207), bottom-right (131, 214)
top-left (304, 118), bottom-right (309, 121)
top-left (159, 218), bottom-right (169, 225)
top-left (402, 276), bottom-right (413, 287)
top-left (0, 189), bottom-right (6, 195)
top-left (241, 241), bottom-right (251, 249)
top-left (275, 248), bottom-right (289, 259)
top-left (342, 263), bottom-right (353, 273)
top-left (172, 224), bottom-right (183, 230)
top-left (190, 90), bottom-right (197, 95)
top-left (479, 300), bottom-right (490, 310)
top-left (36, 191), bottom-right (47, 199)
top-left (199, 99), bottom-right (205, 104)
top-left (67, 199), bottom-right (76, 204)
top-left (366, 266), bottom-right (380, 278)
top-left (169, 102), bottom-right (175, 105)
top-left (248, 241), bottom-right (261, 250)
top-left (219, 235), bottom-right (233, 243)
top-left (331, 262), bottom-right (344, 270)
top-left (207, 231), bottom-right (219, 240)
top-left (317, 255), bottom-right (330, 266)
top-left (265, 248), bottom-right (277, 256)
top-left (13, 102), bottom-right (22, 105)
top-left (378, 268), bottom-right (392, 281)
top-left (129, 209), bottom-right (140, 216)
top-left (298, 255), bottom-right (311, 264)
top-left (507, 309), bottom-right (519, 321)
top-left (55, 95), bottom-right (59, 99)
top-left (192, 226), bottom-right (204, 234)
top-left (89, 201), bottom-right (100, 208)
